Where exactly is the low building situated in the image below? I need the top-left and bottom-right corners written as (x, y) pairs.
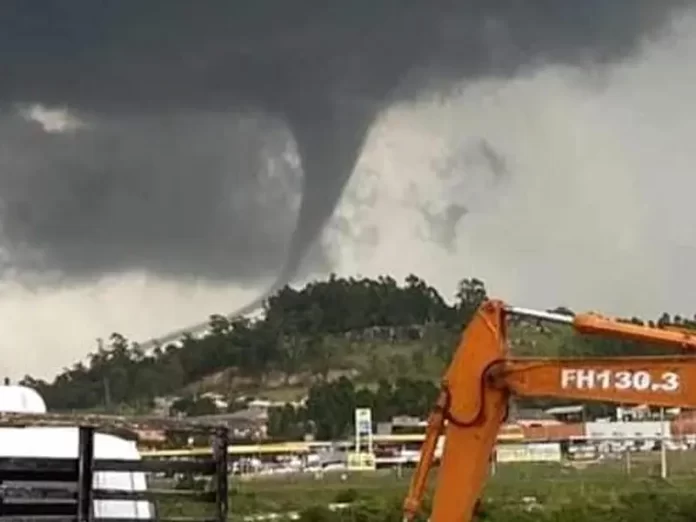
top-left (545, 404), bottom-right (586, 423)
top-left (189, 408), bottom-right (268, 440)
top-left (509, 408), bottom-right (560, 427)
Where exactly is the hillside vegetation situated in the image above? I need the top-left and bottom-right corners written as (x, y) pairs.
top-left (20, 274), bottom-right (695, 439)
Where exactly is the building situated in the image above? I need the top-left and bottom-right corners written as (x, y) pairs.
top-left (190, 408), bottom-right (268, 440)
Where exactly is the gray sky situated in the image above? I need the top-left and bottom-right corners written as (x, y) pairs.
top-left (0, 1), bottom-right (692, 379)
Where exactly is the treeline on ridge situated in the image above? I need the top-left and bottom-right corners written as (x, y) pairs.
top-left (19, 274), bottom-right (696, 420)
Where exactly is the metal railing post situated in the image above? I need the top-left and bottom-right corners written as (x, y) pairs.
top-left (77, 426), bottom-right (95, 522)
top-left (213, 426), bottom-right (229, 522)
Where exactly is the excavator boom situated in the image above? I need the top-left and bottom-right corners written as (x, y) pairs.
top-left (510, 305), bottom-right (696, 349)
top-left (403, 299), bottom-right (696, 522)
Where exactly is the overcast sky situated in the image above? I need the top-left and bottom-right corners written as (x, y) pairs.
top-left (0, 1), bottom-right (694, 379)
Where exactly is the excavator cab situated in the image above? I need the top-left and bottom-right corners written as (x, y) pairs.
top-left (403, 299), bottom-right (696, 522)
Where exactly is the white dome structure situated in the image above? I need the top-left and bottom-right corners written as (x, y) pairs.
top-left (0, 384), bottom-right (47, 413)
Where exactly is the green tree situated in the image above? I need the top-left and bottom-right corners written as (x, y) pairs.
top-left (22, 273), bottom-right (696, 417)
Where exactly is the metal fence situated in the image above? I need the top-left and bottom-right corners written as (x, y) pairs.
top-left (487, 436), bottom-right (696, 483)
top-left (0, 418), bottom-right (229, 522)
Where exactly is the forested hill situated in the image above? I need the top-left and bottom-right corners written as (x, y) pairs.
top-left (20, 274), bottom-right (696, 415)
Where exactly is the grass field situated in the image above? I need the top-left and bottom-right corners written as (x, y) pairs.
top-left (156, 450), bottom-right (696, 520)
top-left (205, 450), bottom-right (696, 518)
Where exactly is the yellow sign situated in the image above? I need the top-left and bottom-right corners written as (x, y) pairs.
top-left (495, 443), bottom-right (562, 463)
top-left (346, 451), bottom-right (376, 470)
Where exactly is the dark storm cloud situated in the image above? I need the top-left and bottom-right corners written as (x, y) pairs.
top-left (0, 1), bottom-right (689, 290)
top-left (0, 110), bottom-right (302, 281)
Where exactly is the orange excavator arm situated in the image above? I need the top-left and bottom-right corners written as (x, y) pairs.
top-left (403, 299), bottom-right (696, 522)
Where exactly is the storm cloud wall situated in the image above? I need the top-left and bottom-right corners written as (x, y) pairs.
top-left (0, 1), bottom-right (692, 377)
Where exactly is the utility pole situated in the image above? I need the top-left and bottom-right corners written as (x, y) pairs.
top-left (660, 407), bottom-right (667, 479)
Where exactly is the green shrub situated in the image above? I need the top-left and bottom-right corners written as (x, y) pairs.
top-left (294, 490), bottom-right (696, 522)
top-left (334, 487), bottom-right (359, 503)
top-left (298, 505), bottom-right (334, 522)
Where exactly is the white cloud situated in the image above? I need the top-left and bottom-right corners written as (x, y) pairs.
top-left (0, 272), bottom-right (263, 379)
top-left (328, 9), bottom-right (696, 318)
top-left (19, 104), bottom-right (85, 133)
